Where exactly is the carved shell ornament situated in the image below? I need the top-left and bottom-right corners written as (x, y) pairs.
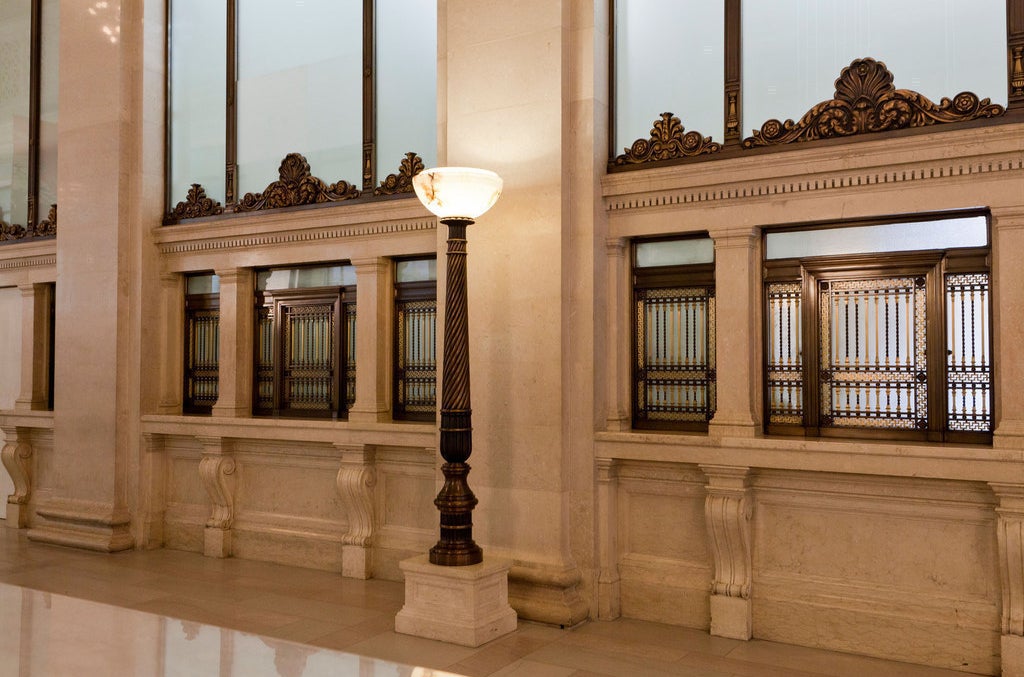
top-left (236, 152), bottom-right (360, 212)
top-left (615, 112), bottom-right (722, 164)
top-left (170, 184), bottom-right (224, 220)
top-left (374, 152), bottom-right (425, 196)
top-left (742, 58), bottom-right (1005, 148)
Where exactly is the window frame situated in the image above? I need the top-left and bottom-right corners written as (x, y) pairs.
top-left (183, 285), bottom-right (220, 415)
top-left (631, 236), bottom-right (717, 432)
top-left (163, 0), bottom-right (432, 222)
top-left (608, 0), bottom-right (1024, 169)
top-left (393, 258), bottom-right (437, 423)
top-left (762, 215), bottom-right (993, 445)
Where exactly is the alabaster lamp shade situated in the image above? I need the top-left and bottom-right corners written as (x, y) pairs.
top-left (412, 167), bottom-right (503, 221)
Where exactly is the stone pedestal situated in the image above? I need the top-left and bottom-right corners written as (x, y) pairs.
top-left (710, 595), bottom-right (752, 640)
top-left (395, 555), bottom-right (517, 647)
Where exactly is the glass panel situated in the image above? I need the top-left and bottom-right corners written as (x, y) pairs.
top-left (635, 238), bottom-right (714, 267)
top-left (614, 0), bottom-right (724, 152)
top-left (635, 287), bottom-right (716, 423)
top-left (395, 299), bottom-right (436, 417)
top-left (766, 282), bottom-right (803, 424)
top-left (256, 265), bottom-right (350, 291)
top-left (0, 1), bottom-right (32, 229)
top-left (819, 277), bottom-right (927, 429)
top-left (765, 216), bottom-right (988, 260)
top-left (376, 0), bottom-right (437, 174)
top-left (281, 303), bottom-right (335, 412)
top-left (396, 259), bottom-right (437, 282)
top-left (185, 308), bottom-right (220, 410)
top-left (37, 0), bottom-right (59, 217)
top-left (742, 0), bottom-right (1007, 135)
top-left (237, 0), bottom-right (362, 195)
top-left (169, 0), bottom-right (227, 205)
top-left (946, 272), bottom-right (992, 433)
top-left (186, 274), bottom-right (220, 295)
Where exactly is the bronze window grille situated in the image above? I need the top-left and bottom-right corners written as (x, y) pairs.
top-left (184, 291), bottom-right (220, 415)
top-left (164, 0), bottom-right (432, 220)
top-left (393, 263), bottom-right (437, 422)
top-left (609, 0), bottom-right (1024, 167)
top-left (763, 220), bottom-right (992, 444)
top-left (254, 283), bottom-right (355, 419)
top-left (632, 240), bottom-right (716, 431)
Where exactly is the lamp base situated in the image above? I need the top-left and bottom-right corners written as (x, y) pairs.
top-left (395, 554), bottom-right (517, 647)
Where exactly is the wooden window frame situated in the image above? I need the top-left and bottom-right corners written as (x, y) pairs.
top-left (393, 275), bottom-right (437, 423)
top-left (763, 242), bottom-right (992, 445)
top-left (183, 291), bottom-right (220, 415)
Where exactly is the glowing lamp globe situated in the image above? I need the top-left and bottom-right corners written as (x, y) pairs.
top-left (412, 167), bottom-right (503, 222)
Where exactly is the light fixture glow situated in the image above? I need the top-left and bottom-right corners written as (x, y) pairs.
top-left (412, 167), bottom-right (502, 221)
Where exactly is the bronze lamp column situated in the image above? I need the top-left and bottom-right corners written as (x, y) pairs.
top-left (412, 167), bottom-right (503, 566)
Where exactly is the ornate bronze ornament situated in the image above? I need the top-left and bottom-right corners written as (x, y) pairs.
top-left (374, 152), bottom-right (424, 196)
top-left (170, 184), bottom-right (224, 220)
top-left (1012, 46), bottom-right (1024, 98)
top-left (0, 221), bottom-right (29, 242)
top-left (742, 58), bottom-right (1005, 149)
top-left (34, 204), bottom-right (56, 237)
top-left (614, 112), bottom-right (721, 165)
top-left (235, 153), bottom-right (360, 212)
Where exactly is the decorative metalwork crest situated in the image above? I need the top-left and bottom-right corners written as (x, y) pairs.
top-left (374, 152), bottom-right (424, 196)
top-left (236, 153), bottom-right (360, 212)
top-left (0, 220), bottom-right (28, 241)
top-left (743, 58), bottom-right (1005, 148)
top-left (34, 204), bottom-right (56, 237)
top-left (614, 112), bottom-right (721, 165)
top-left (170, 184), bottom-right (224, 220)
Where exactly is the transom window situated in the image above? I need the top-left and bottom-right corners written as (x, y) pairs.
top-left (632, 237), bottom-right (716, 431)
top-left (763, 214), bottom-right (992, 444)
top-left (167, 0), bottom-right (436, 219)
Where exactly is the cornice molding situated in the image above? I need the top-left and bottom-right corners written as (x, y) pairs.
top-left (0, 253), bottom-right (56, 271)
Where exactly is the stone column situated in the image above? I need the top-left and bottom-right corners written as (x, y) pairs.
top-left (596, 457), bottom-right (620, 619)
top-left (701, 465), bottom-right (753, 640)
top-left (336, 444), bottom-right (376, 578)
top-left (604, 238), bottom-right (630, 430)
top-left (0, 427), bottom-right (32, 528)
top-left (157, 273), bottom-right (184, 414)
top-left (992, 207), bottom-right (1024, 448)
top-left (197, 436), bottom-right (236, 558)
top-left (709, 228), bottom-right (761, 437)
top-left (14, 284), bottom-right (52, 411)
top-left (990, 483), bottom-right (1024, 676)
top-left (211, 269), bottom-right (253, 418)
top-left (348, 258), bottom-right (391, 423)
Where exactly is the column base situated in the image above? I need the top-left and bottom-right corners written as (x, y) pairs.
top-left (396, 554), bottom-right (517, 647)
top-left (1004, 635), bottom-right (1024, 677)
top-left (342, 544), bottom-right (372, 579)
top-left (710, 595), bottom-right (752, 640)
top-left (204, 527), bottom-right (232, 558)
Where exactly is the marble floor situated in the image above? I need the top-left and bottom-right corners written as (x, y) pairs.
top-left (0, 528), bottom-right (979, 677)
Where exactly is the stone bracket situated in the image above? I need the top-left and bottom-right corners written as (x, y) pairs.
top-left (1, 426), bottom-right (33, 528)
top-left (596, 457), bottom-right (621, 620)
top-left (197, 436), bottom-right (236, 558)
top-left (336, 444), bottom-right (377, 579)
top-left (701, 464), bottom-right (753, 640)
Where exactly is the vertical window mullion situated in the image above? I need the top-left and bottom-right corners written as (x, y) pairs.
top-left (225, 0), bottom-right (238, 206)
top-left (28, 0), bottom-right (42, 229)
top-left (723, 0), bottom-right (741, 146)
top-left (363, 0), bottom-right (375, 192)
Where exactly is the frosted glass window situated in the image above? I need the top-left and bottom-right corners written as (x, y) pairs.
top-left (37, 0), bottom-right (58, 215)
top-left (742, 0), bottom-right (1007, 135)
top-left (169, 0), bottom-right (226, 205)
top-left (257, 265), bottom-right (355, 291)
top-left (237, 0), bottom-right (362, 195)
top-left (377, 0), bottom-right (437, 174)
top-left (765, 216), bottom-right (988, 260)
top-left (396, 259), bottom-right (437, 282)
top-left (186, 274), bottom-right (220, 295)
top-left (614, 0), bottom-right (724, 151)
top-left (636, 238), bottom-right (715, 267)
top-left (0, 1), bottom-right (32, 228)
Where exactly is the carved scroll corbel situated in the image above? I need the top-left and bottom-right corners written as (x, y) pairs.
top-left (336, 445), bottom-right (376, 579)
top-left (596, 457), bottom-right (621, 619)
top-left (1, 430), bottom-right (32, 506)
top-left (199, 453), bottom-right (237, 529)
top-left (702, 465), bottom-right (753, 640)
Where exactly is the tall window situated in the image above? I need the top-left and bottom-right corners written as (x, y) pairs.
top-left (611, 0), bottom-right (1016, 163)
top-left (764, 213), bottom-right (992, 444)
top-left (167, 0), bottom-right (437, 218)
top-left (254, 265), bottom-right (356, 419)
top-left (184, 274), bottom-right (220, 414)
top-left (633, 237), bottom-right (716, 431)
top-left (0, 0), bottom-right (59, 242)
top-left (393, 258), bottom-right (436, 422)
